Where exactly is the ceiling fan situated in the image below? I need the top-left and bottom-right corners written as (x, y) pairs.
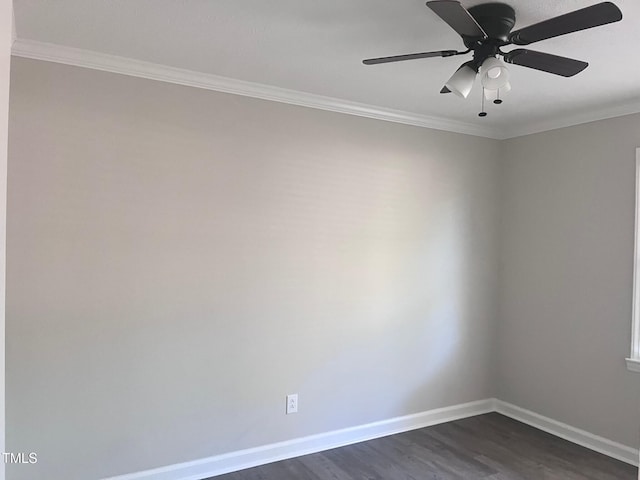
top-left (363, 1), bottom-right (622, 115)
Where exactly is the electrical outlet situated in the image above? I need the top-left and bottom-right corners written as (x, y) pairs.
top-left (286, 394), bottom-right (298, 414)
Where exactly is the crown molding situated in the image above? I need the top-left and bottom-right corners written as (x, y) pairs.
top-left (12, 39), bottom-right (640, 140)
top-left (501, 99), bottom-right (640, 139)
top-left (11, 38), bottom-right (499, 139)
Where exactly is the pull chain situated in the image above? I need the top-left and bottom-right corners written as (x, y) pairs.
top-left (479, 88), bottom-right (487, 117)
top-left (494, 89), bottom-right (503, 105)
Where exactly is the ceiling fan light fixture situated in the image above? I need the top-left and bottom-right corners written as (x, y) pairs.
top-left (445, 64), bottom-right (477, 99)
top-left (480, 57), bottom-right (510, 90)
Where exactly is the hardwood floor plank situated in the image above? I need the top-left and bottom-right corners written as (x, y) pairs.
top-left (320, 442), bottom-right (387, 479)
top-left (297, 452), bottom-right (354, 480)
top-left (366, 435), bottom-right (466, 480)
top-left (212, 413), bottom-right (638, 480)
top-left (400, 428), bottom-right (498, 477)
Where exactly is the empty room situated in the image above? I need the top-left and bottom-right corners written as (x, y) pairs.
top-left (1, 1), bottom-right (640, 479)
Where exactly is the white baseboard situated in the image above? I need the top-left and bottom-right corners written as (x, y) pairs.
top-left (104, 398), bottom-right (639, 479)
top-left (495, 400), bottom-right (639, 467)
top-left (102, 398), bottom-right (494, 480)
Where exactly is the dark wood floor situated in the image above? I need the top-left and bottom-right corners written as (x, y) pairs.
top-left (211, 413), bottom-right (637, 480)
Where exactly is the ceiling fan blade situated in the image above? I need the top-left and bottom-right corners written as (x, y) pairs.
top-left (508, 2), bottom-right (622, 46)
top-left (426, 1), bottom-right (487, 39)
top-left (363, 50), bottom-right (458, 65)
top-left (504, 49), bottom-right (588, 77)
top-left (440, 86), bottom-right (452, 93)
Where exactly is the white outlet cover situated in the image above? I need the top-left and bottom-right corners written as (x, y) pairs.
top-left (286, 394), bottom-right (298, 414)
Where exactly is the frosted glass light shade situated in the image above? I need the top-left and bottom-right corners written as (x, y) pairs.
top-left (480, 57), bottom-right (509, 90)
top-left (445, 65), bottom-right (477, 99)
top-left (484, 81), bottom-right (511, 101)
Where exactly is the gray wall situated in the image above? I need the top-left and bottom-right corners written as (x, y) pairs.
top-left (497, 114), bottom-right (640, 448)
top-left (7, 58), bottom-right (501, 480)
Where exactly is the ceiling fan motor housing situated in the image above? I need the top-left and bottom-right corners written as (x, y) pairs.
top-left (466, 3), bottom-right (516, 44)
top-left (463, 3), bottom-right (516, 68)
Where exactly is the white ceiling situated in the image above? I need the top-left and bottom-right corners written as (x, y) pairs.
top-left (12, 0), bottom-right (640, 138)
